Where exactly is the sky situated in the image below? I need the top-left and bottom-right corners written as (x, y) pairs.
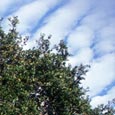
top-left (0, 0), bottom-right (115, 108)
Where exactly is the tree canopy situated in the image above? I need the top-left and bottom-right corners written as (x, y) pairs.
top-left (0, 17), bottom-right (115, 115)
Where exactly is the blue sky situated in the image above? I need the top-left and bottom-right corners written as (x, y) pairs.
top-left (0, 0), bottom-right (115, 108)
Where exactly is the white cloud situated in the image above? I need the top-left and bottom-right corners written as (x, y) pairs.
top-left (82, 53), bottom-right (115, 97)
top-left (65, 0), bottom-right (115, 101)
top-left (94, 39), bottom-right (115, 55)
top-left (91, 86), bottom-right (115, 108)
top-left (0, 0), bottom-right (14, 15)
top-left (2, 0), bottom-right (61, 34)
top-left (67, 26), bottom-right (94, 54)
top-left (31, 0), bottom-right (93, 48)
top-left (91, 23), bottom-right (115, 57)
top-left (68, 47), bottom-right (93, 66)
top-left (0, 0), bottom-right (33, 17)
top-left (81, 0), bottom-right (115, 31)
top-left (14, 0), bottom-right (61, 33)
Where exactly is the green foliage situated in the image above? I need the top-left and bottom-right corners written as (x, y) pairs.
top-left (0, 17), bottom-right (115, 115)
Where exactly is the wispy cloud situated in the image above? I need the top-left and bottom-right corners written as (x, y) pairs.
top-left (31, 0), bottom-right (93, 47)
top-left (11, 0), bottom-right (63, 33)
top-left (91, 86), bottom-right (115, 108)
top-left (2, 0), bottom-right (64, 34)
top-left (82, 53), bottom-right (115, 96)
top-left (67, 26), bottom-right (94, 54)
top-left (0, 0), bottom-right (34, 17)
top-left (66, 1), bottom-right (115, 107)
